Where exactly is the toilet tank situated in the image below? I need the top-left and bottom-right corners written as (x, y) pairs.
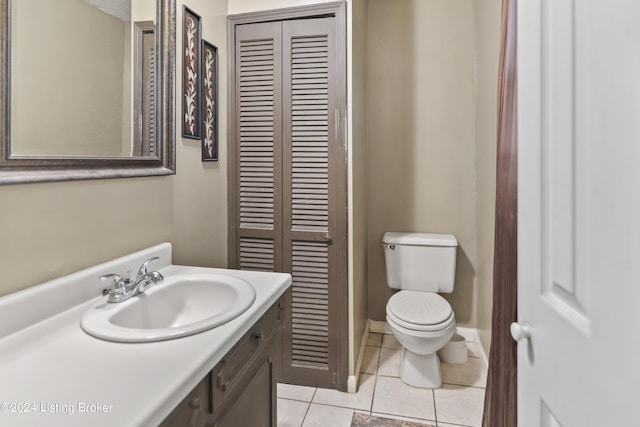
top-left (383, 232), bottom-right (458, 293)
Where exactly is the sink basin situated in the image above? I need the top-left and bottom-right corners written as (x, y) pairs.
top-left (80, 274), bottom-right (256, 343)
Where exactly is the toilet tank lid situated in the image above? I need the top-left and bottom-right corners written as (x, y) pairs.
top-left (383, 232), bottom-right (458, 247)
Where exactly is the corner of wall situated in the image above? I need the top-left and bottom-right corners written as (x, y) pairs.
top-left (348, 0), bottom-right (370, 375)
top-left (472, 0), bottom-right (503, 357)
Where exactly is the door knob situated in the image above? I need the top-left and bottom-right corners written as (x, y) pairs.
top-left (510, 322), bottom-right (531, 342)
top-left (323, 233), bottom-right (332, 243)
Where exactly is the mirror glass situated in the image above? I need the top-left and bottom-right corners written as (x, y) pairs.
top-left (10, 0), bottom-right (156, 158)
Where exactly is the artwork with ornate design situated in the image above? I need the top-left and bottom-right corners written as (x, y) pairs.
top-left (201, 40), bottom-right (218, 161)
top-left (182, 6), bottom-right (201, 139)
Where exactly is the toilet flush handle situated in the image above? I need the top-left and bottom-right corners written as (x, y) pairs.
top-left (382, 243), bottom-right (395, 250)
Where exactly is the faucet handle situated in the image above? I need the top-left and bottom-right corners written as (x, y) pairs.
top-left (99, 273), bottom-right (126, 289)
top-left (100, 274), bottom-right (129, 293)
top-left (137, 256), bottom-right (160, 278)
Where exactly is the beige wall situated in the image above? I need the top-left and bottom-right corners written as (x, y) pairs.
top-left (0, 0), bottom-right (229, 297)
top-left (366, 0), bottom-right (477, 326)
top-left (348, 0), bottom-right (368, 374)
top-left (474, 0), bottom-right (502, 354)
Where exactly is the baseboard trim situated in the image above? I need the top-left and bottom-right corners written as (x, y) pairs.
top-left (455, 326), bottom-right (477, 342)
top-left (474, 329), bottom-right (490, 370)
top-left (369, 320), bottom-right (391, 334)
top-left (348, 321), bottom-right (371, 393)
top-left (347, 375), bottom-right (358, 394)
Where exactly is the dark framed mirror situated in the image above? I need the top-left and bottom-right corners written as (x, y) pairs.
top-left (0, 0), bottom-right (175, 185)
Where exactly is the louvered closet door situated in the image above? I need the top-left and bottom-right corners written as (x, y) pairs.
top-left (234, 22), bottom-right (283, 273)
top-left (231, 15), bottom-right (346, 390)
top-left (281, 17), bottom-right (345, 389)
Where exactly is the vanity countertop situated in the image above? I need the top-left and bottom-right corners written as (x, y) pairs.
top-left (0, 251), bottom-right (291, 427)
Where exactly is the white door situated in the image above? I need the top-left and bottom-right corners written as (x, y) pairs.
top-left (517, 0), bottom-right (640, 425)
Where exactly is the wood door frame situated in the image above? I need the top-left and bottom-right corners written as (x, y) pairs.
top-left (227, 2), bottom-right (349, 391)
top-left (482, 0), bottom-right (517, 424)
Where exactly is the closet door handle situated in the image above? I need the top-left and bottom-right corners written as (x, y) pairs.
top-left (323, 233), bottom-right (333, 243)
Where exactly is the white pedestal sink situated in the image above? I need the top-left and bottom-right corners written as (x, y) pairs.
top-left (80, 274), bottom-right (256, 343)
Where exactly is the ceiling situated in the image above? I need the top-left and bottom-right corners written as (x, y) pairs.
top-left (83, 0), bottom-right (130, 22)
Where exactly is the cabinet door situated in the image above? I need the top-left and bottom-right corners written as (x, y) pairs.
top-left (160, 375), bottom-right (209, 427)
top-left (213, 335), bottom-right (276, 427)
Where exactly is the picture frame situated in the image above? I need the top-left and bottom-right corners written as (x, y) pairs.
top-left (201, 40), bottom-right (218, 161)
top-left (182, 6), bottom-right (201, 139)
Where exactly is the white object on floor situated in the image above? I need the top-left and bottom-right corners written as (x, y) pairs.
top-left (438, 333), bottom-right (468, 364)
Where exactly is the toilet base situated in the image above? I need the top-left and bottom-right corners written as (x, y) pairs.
top-left (399, 349), bottom-right (443, 389)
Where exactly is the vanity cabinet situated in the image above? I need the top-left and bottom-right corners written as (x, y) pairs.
top-left (161, 297), bottom-right (283, 427)
top-left (161, 375), bottom-right (211, 427)
top-left (212, 329), bottom-right (276, 427)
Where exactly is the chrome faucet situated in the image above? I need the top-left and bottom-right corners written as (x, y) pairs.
top-left (100, 257), bottom-right (164, 303)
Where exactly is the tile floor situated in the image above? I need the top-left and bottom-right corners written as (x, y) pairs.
top-left (277, 332), bottom-right (487, 427)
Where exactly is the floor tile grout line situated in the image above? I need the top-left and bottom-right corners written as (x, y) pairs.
top-left (435, 422), bottom-right (475, 427)
top-left (369, 367), bottom-right (379, 415)
top-left (370, 372), bottom-right (488, 389)
top-left (432, 388), bottom-right (438, 425)
top-left (276, 387), bottom-right (318, 403)
top-left (305, 400), bottom-right (370, 414)
top-left (278, 396), bottom-right (314, 404)
top-left (298, 398), bottom-right (312, 427)
top-left (441, 382), bottom-right (487, 390)
top-left (370, 410), bottom-right (436, 426)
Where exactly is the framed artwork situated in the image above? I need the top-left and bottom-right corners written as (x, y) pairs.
top-left (182, 6), bottom-right (201, 139)
top-left (201, 40), bottom-right (218, 161)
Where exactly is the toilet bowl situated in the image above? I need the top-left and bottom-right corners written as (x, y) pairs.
top-left (386, 290), bottom-right (456, 388)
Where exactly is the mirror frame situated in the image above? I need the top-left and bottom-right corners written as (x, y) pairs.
top-left (0, 0), bottom-right (176, 185)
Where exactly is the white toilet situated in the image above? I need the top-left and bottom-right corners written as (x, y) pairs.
top-left (383, 232), bottom-right (458, 389)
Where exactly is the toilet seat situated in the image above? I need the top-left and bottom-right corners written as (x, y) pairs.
top-left (386, 291), bottom-right (455, 332)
